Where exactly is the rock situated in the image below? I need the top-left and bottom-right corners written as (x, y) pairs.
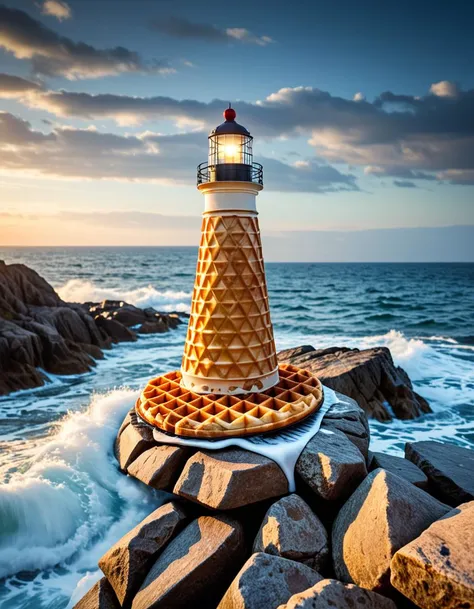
top-left (296, 428), bottom-right (367, 502)
top-left (371, 451), bottom-right (428, 489)
top-left (253, 494), bottom-right (328, 570)
top-left (95, 316), bottom-right (137, 343)
top-left (391, 501), bottom-right (474, 608)
top-left (111, 304), bottom-right (147, 327)
top-left (332, 468), bottom-right (451, 591)
top-left (73, 577), bottom-right (120, 609)
top-left (132, 515), bottom-right (244, 609)
top-left (278, 345), bottom-right (431, 421)
top-left (127, 445), bottom-right (191, 490)
top-left (280, 578), bottom-right (397, 609)
top-left (98, 502), bottom-right (186, 606)
top-left (115, 411), bottom-right (155, 471)
top-left (137, 320), bottom-right (169, 334)
top-left (218, 552), bottom-right (322, 609)
top-left (405, 440), bottom-right (474, 506)
top-left (320, 412), bottom-right (370, 459)
top-left (173, 448), bottom-right (288, 510)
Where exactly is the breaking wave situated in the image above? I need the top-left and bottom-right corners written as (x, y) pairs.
top-left (56, 279), bottom-right (192, 313)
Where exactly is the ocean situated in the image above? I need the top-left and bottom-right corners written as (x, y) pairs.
top-left (0, 247), bottom-right (473, 609)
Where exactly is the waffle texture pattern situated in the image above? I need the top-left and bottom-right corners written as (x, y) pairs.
top-left (136, 364), bottom-right (324, 438)
top-left (181, 214), bottom-right (278, 391)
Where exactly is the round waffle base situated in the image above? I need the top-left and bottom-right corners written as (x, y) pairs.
top-left (136, 363), bottom-right (324, 439)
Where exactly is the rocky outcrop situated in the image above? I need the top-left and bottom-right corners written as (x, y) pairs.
top-left (218, 552), bottom-right (322, 609)
top-left (371, 451), bottom-right (428, 488)
top-left (132, 515), bottom-right (245, 609)
top-left (173, 448), bottom-right (289, 510)
top-left (405, 440), bottom-right (474, 506)
top-left (73, 577), bottom-right (120, 609)
top-left (332, 468), bottom-right (450, 591)
top-left (391, 501), bottom-right (474, 608)
top-left (280, 578), bottom-right (397, 609)
top-left (98, 502), bottom-right (186, 606)
top-left (296, 428), bottom-right (368, 502)
top-left (0, 261), bottom-right (184, 395)
top-left (127, 445), bottom-right (192, 491)
top-left (252, 495), bottom-right (328, 570)
top-left (278, 345), bottom-right (431, 421)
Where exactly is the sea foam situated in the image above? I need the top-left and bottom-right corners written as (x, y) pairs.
top-left (0, 389), bottom-right (162, 609)
top-left (56, 279), bottom-right (191, 313)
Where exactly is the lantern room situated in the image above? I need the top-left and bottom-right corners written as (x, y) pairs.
top-left (197, 106), bottom-right (263, 186)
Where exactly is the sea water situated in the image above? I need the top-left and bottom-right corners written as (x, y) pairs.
top-left (0, 247), bottom-right (473, 608)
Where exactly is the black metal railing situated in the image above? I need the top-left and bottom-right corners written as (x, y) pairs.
top-left (197, 162), bottom-right (263, 186)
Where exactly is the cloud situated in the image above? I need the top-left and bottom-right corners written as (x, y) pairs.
top-left (151, 16), bottom-right (273, 46)
top-left (353, 92), bottom-right (365, 102)
top-left (0, 111), bottom-right (356, 192)
top-left (393, 179), bottom-right (417, 188)
top-left (0, 72), bottom-right (43, 97)
top-left (2, 73), bottom-right (474, 185)
top-left (429, 80), bottom-right (460, 98)
top-left (0, 5), bottom-right (172, 79)
top-left (41, 0), bottom-right (71, 21)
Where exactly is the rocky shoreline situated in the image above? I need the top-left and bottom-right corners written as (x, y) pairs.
top-left (0, 260), bottom-right (185, 395)
top-left (1, 261), bottom-right (431, 424)
top-left (75, 390), bottom-right (474, 609)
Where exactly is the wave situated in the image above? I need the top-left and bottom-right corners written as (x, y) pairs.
top-left (0, 389), bottom-right (162, 608)
top-left (55, 279), bottom-right (192, 313)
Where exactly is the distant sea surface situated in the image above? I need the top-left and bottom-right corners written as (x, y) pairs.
top-left (0, 247), bottom-right (473, 609)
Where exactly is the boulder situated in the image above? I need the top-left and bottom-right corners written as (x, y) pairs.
top-left (73, 577), bottom-right (120, 609)
top-left (296, 428), bottom-right (367, 502)
top-left (253, 494), bottom-right (328, 570)
top-left (95, 316), bottom-right (137, 343)
top-left (127, 445), bottom-right (191, 490)
top-left (279, 578), bottom-right (397, 609)
top-left (137, 320), bottom-right (169, 334)
top-left (111, 304), bottom-right (147, 327)
top-left (278, 345), bottom-right (431, 421)
top-left (173, 448), bottom-right (288, 510)
top-left (115, 411), bottom-right (155, 471)
top-left (405, 440), bottom-right (474, 506)
top-left (391, 501), bottom-right (474, 609)
top-left (371, 451), bottom-right (428, 489)
top-left (98, 502), bottom-right (186, 606)
top-left (218, 552), bottom-right (322, 609)
top-left (132, 515), bottom-right (244, 609)
top-left (332, 468), bottom-right (451, 591)
top-left (320, 403), bottom-right (370, 460)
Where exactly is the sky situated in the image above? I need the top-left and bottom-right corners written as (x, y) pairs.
top-left (0, 0), bottom-right (473, 259)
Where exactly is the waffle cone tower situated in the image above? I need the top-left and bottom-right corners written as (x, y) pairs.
top-left (136, 106), bottom-right (323, 438)
top-left (180, 212), bottom-right (278, 394)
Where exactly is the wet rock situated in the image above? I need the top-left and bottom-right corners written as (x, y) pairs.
top-left (218, 552), bottom-right (322, 609)
top-left (128, 444), bottom-right (191, 490)
top-left (391, 500), bottom-right (474, 609)
top-left (73, 577), bottom-right (120, 609)
top-left (405, 440), bottom-right (474, 506)
top-left (174, 448), bottom-right (288, 510)
top-left (296, 428), bottom-right (367, 502)
top-left (95, 316), bottom-right (137, 343)
top-left (278, 345), bottom-right (431, 421)
top-left (111, 304), bottom-right (147, 327)
top-left (132, 515), bottom-right (244, 609)
top-left (371, 451), bottom-right (428, 489)
top-left (115, 411), bottom-right (155, 471)
top-left (253, 494), bottom-right (328, 570)
top-left (280, 578), bottom-right (398, 609)
top-left (98, 502), bottom-right (186, 606)
top-left (320, 407), bottom-right (370, 460)
top-left (137, 320), bottom-right (169, 334)
top-left (332, 468), bottom-right (451, 591)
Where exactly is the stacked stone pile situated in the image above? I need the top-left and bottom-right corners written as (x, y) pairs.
top-left (74, 388), bottom-right (474, 609)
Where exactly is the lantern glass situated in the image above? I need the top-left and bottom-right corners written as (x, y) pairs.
top-left (209, 133), bottom-right (253, 166)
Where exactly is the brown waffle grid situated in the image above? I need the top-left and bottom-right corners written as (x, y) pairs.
top-left (136, 363), bottom-right (323, 438)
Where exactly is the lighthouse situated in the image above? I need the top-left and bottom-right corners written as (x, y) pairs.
top-left (180, 106), bottom-right (279, 395)
top-left (136, 107), bottom-right (323, 439)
